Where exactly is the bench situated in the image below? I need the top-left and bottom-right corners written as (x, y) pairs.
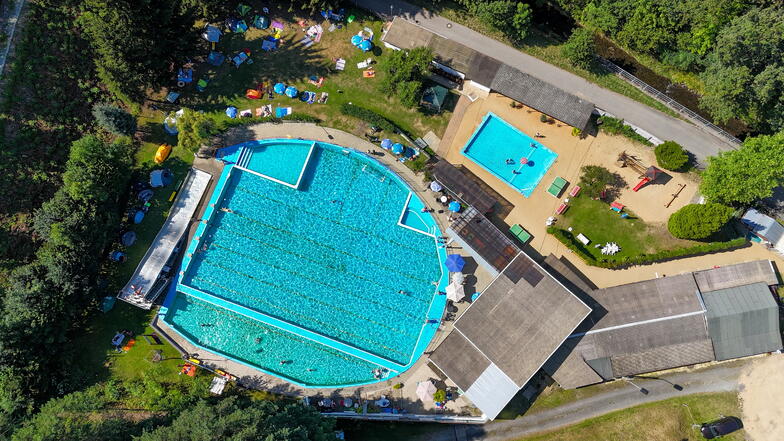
top-left (556, 203), bottom-right (568, 214)
top-left (547, 176), bottom-right (568, 198)
top-left (576, 233), bottom-right (590, 245)
top-left (509, 224), bottom-right (532, 243)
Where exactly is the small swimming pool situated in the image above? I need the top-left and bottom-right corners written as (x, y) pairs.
top-left (462, 113), bottom-right (557, 197)
top-left (161, 139), bottom-right (448, 387)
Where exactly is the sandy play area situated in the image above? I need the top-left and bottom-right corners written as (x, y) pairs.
top-left (738, 354), bottom-right (784, 441)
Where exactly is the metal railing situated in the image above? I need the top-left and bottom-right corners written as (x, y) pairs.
top-left (596, 58), bottom-right (741, 146)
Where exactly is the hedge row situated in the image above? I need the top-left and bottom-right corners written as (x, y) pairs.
top-left (547, 227), bottom-right (747, 268)
top-left (215, 113), bottom-right (321, 131)
top-left (597, 115), bottom-right (653, 146)
top-left (339, 103), bottom-right (399, 133)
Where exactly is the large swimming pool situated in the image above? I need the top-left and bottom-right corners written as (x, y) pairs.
top-left (161, 139), bottom-right (448, 387)
top-left (462, 113), bottom-right (557, 197)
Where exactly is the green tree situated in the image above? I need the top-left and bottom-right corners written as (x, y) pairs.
top-left (699, 131), bottom-right (784, 205)
top-left (578, 165), bottom-right (617, 198)
top-left (79, 0), bottom-right (198, 103)
top-left (470, 1), bottom-right (516, 30)
top-left (579, 1), bottom-right (618, 33)
top-left (61, 136), bottom-right (134, 202)
top-left (512, 2), bottom-right (533, 40)
top-left (654, 141), bottom-right (689, 170)
top-left (616, 2), bottom-right (676, 54)
top-left (135, 396), bottom-right (334, 441)
top-left (700, 7), bottom-right (784, 132)
top-left (562, 28), bottom-right (596, 69)
top-left (177, 109), bottom-right (215, 153)
top-left (380, 47), bottom-right (433, 108)
top-left (667, 203), bottom-right (734, 239)
top-left (92, 103), bottom-right (137, 136)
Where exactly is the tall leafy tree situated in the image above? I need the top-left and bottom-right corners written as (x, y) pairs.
top-left (562, 28), bottom-right (596, 69)
top-left (380, 47), bottom-right (433, 108)
top-left (78, 0), bottom-right (198, 103)
top-left (699, 131), bottom-right (784, 205)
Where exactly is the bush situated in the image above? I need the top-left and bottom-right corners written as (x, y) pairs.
top-left (92, 103), bottom-right (136, 136)
top-left (433, 390), bottom-right (447, 403)
top-left (668, 203), bottom-right (734, 239)
top-left (655, 141), bottom-right (689, 170)
top-left (540, 114), bottom-right (549, 123)
top-left (339, 103), bottom-right (399, 133)
top-left (578, 165), bottom-right (615, 198)
top-left (547, 226), bottom-right (746, 268)
top-left (379, 47), bottom-right (432, 108)
top-left (597, 116), bottom-right (653, 146)
top-left (562, 28), bottom-right (596, 69)
top-left (177, 109), bottom-right (215, 153)
top-left (392, 383), bottom-right (403, 390)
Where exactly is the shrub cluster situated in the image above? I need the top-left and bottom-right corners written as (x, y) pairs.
top-left (547, 227), bottom-right (746, 268)
top-left (597, 116), bottom-right (653, 146)
top-left (667, 203), bottom-right (734, 239)
top-left (339, 103), bottom-right (399, 133)
top-left (654, 140), bottom-right (689, 170)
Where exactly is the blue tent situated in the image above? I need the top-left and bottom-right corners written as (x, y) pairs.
top-left (232, 51), bottom-right (249, 67)
top-left (177, 68), bottom-right (193, 84)
top-left (109, 251), bottom-right (127, 262)
top-left (445, 254), bottom-right (465, 272)
top-left (448, 201), bottom-right (462, 213)
top-left (380, 138), bottom-right (392, 149)
top-left (131, 210), bottom-right (145, 224)
top-left (358, 40), bottom-right (372, 52)
top-left (392, 143), bottom-right (404, 155)
top-left (202, 25), bottom-right (221, 43)
top-left (227, 18), bottom-right (248, 33)
top-left (226, 106), bottom-right (238, 118)
top-left (121, 231), bottom-right (137, 247)
top-left (351, 35), bottom-right (363, 46)
top-left (274, 83), bottom-right (286, 94)
top-left (207, 51), bottom-right (225, 66)
top-left (285, 86), bottom-right (298, 98)
top-left (261, 36), bottom-right (278, 51)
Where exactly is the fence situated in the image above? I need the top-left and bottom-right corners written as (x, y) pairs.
top-left (596, 58), bottom-right (741, 147)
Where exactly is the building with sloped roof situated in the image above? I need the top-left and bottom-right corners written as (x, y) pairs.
top-left (381, 18), bottom-right (594, 130)
top-left (741, 209), bottom-right (784, 255)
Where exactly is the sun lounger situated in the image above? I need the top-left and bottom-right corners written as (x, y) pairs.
top-left (335, 58), bottom-right (346, 71)
top-left (275, 107), bottom-right (292, 118)
top-left (363, 70), bottom-right (375, 78)
top-left (239, 109), bottom-right (252, 117)
top-left (357, 58), bottom-right (373, 69)
top-left (318, 92), bottom-right (329, 104)
top-left (509, 224), bottom-right (532, 243)
top-left (309, 76), bottom-right (324, 87)
top-left (299, 36), bottom-right (314, 48)
top-left (569, 185), bottom-right (581, 197)
top-left (610, 201), bottom-right (624, 212)
top-left (556, 203), bottom-right (568, 215)
top-left (122, 339), bottom-right (136, 351)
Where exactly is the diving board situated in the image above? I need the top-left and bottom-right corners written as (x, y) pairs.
top-left (118, 168), bottom-right (212, 309)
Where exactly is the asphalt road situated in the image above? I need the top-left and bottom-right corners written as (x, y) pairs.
top-left (418, 361), bottom-right (745, 441)
top-left (355, 0), bottom-right (736, 163)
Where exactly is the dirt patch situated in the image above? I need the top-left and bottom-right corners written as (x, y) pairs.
top-left (738, 355), bottom-right (784, 441)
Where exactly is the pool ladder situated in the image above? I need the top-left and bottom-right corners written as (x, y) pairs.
top-left (236, 145), bottom-right (252, 168)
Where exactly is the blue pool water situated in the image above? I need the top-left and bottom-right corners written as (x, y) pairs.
top-left (163, 140), bottom-right (447, 387)
top-left (244, 140), bottom-right (313, 186)
top-left (462, 113), bottom-right (557, 197)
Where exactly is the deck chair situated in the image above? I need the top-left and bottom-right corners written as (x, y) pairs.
top-left (335, 58), bottom-right (346, 71)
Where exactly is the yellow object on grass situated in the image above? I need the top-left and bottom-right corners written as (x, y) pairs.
top-left (154, 144), bottom-right (172, 164)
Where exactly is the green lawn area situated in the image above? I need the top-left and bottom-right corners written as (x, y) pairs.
top-left (173, 8), bottom-right (454, 144)
top-left (514, 392), bottom-right (744, 441)
top-left (559, 196), bottom-right (691, 261)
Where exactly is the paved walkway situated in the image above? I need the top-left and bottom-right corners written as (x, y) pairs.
top-left (0, 0), bottom-right (26, 78)
top-left (418, 357), bottom-right (759, 440)
top-left (355, 0), bottom-right (735, 162)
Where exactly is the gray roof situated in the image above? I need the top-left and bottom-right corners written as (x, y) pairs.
top-left (490, 64), bottom-right (594, 130)
top-left (432, 161), bottom-right (497, 214)
top-left (430, 252), bottom-right (590, 418)
top-left (382, 18), bottom-right (594, 130)
top-left (693, 260), bottom-right (779, 292)
top-left (449, 207), bottom-right (519, 272)
top-left (702, 282), bottom-right (782, 361)
top-left (741, 209), bottom-right (784, 245)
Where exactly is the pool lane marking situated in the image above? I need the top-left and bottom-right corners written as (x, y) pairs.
top-left (234, 141), bottom-right (319, 191)
top-left (178, 283), bottom-right (405, 371)
top-left (204, 240), bottom-right (426, 319)
top-left (233, 180), bottom-right (432, 257)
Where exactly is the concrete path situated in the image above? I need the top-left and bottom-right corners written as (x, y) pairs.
top-left (0, 0), bottom-right (26, 78)
top-left (418, 359), bottom-right (751, 441)
top-left (354, 0), bottom-right (735, 163)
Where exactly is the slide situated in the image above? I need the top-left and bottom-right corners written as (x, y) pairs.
top-left (632, 177), bottom-right (650, 192)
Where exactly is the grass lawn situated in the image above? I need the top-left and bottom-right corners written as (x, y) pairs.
top-left (513, 392), bottom-right (744, 441)
top-left (559, 195), bottom-right (693, 261)
top-left (173, 7), bottom-right (454, 144)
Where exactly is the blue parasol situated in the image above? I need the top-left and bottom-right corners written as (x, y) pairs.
top-left (380, 138), bottom-right (393, 149)
top-left (445, 254), bottom-right (465, 272)
top-left (273, 83), bottom-right (286, 94)
top-left (225, 106), bottom-right (238, 118)
top-left (351, 35), bottom-right (363, 46)
top-left (392, 143), bottom-right (404, 155)
top-left (285, 86), bottom-right (298, 98)
top-left (358, 39), bottom-right (372, 52)
top-left (448, 201), bottom-right (462, 212)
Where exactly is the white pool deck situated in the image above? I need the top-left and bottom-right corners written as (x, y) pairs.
top-left (118, 168), bottom-right (212, 309)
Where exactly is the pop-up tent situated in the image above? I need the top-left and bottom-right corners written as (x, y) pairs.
top-left (150, 169), bottom-right (173, 188)
top-left (207, 51), bottom-right (225, 66)
top-left (226, 18), bottom-right (248, 33)
top-left (253, 15), bottom-right (270, 29)
top-left (163, 109), bottom-right (184, 135)
top-left (225, 106), bottom-right (238, 118)
top-left (261, 36), bottom-right (278, 51)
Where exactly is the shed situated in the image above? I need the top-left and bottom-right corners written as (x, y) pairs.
top-left (702, 282), bottom-right (782, 361)
top-left (741, 209), bottom-right (784, 253)
top-left (420, 84), bottom-right (449, 113)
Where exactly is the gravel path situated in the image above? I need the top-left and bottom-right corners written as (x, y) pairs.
top-left (738, 354), bottom-right (784, 441)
